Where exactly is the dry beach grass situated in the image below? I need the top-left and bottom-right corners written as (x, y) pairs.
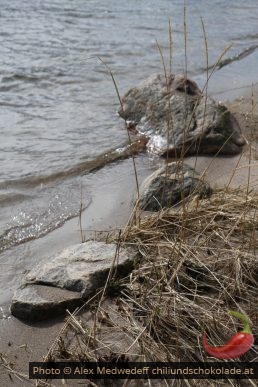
top-left (38, 184), bottom-right (258, 387)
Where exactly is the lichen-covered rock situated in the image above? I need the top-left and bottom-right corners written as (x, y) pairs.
top-left (11, 241), bottom-right (137, 321)
top-left (119, 74), bottom-right (246, 156)
top-left (138, 162), bottom-right (212, 211)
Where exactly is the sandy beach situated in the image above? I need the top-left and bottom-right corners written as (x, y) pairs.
top-left (0, 85), bottom-right (258, 386)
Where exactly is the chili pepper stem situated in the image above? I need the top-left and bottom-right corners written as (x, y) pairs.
top-left (228, 310), bottom-right (252, 334)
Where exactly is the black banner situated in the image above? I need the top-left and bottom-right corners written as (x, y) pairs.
top-left (29, 361), bottom-right (258, 380)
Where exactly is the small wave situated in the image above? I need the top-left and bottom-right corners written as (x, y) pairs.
top-left (62, 11), bottom-right (94, 19)
top-left (0, 137), bottom-right (147, 253)
top-left (134, 25), bottom-right (164, 32)
top-left (0, 83), bottom-right (20, 92)
top-left (0, 191), bottom-right (31, 206)
top-left (233, 32), bottom-right (258, 41)
top-left (0, 180), bottom-right (91, 253)
top-left (206, 45), bottom-right (258, 71)
top-left (0, 32), bottom-right (11, 37)
top-left (1, 69), bottom-right (64, 84)
top-left (0, 100), bottom-right (32, 108)
top-left (0, 140), bottom-right (140, 190)
top-left (1, 73), bottom-right (47, 83)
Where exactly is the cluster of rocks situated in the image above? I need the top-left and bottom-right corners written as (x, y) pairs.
top-left (11, 74), bottom-right (246, 321)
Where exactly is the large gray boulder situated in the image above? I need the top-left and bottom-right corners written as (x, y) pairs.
top-left (138, 162), bottom-right (212, 211)
top-left (119, 74), bottom-right (246, 156)
top-left (11, 241), bottom-right (137, 321)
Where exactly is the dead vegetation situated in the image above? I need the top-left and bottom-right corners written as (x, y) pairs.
top-left (39, 187), bottom-right (258, 386)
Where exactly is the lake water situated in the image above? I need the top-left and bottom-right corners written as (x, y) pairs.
top-left (1, 0), bottom-right (258, 252)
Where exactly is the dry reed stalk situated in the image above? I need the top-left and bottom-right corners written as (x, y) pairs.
top-left (97, 57), bottom-right (140, 203)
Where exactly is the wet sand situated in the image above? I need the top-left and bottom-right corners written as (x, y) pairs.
top-left (0, 87), bottom-right (258, 386)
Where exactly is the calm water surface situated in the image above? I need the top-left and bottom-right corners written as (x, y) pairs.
top-left (0, 0), bottom-right (258, 251)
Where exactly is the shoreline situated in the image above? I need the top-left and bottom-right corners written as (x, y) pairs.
top-left (0, 84), bottom-right (258, 385)
top-left (0, 154), bottom-right (162, 386)
top-left (0, 154), bottom-right (161, 311)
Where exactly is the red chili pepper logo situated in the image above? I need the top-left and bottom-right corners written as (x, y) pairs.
top-left (203, 310), bottom-right (254, 359)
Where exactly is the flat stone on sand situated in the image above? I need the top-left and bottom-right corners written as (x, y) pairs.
top-left (11, 241), bottom-right (137, 321)
top-left (11, 285), bottom-right (83, 321)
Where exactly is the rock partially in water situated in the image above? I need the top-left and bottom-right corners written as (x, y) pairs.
top-left (138, 162), bottom-right (212, 211)
top-left (119, 74), bottom-right (246, 156)
top-left (11, 241), bottom-right (137, 321)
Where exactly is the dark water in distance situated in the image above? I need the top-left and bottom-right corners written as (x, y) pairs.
top-left (0, 0), bottom-right (258, 251)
